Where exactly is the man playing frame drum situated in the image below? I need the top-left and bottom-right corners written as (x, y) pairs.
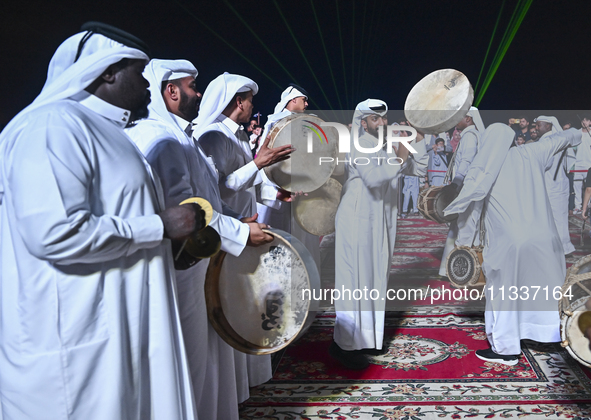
top-left (445, 124), bottom-right (581, 365)
top-left (330, 99), bottom-right (428, 370)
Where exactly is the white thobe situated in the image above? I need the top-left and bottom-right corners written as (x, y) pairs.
top-left (334, 132), bottom-right (427, 350)
top-left (127, 115), bottom-right (253, 419)
top-left (439, 126), bottom-right (480, 276)
top-left (198, 116), bottom-right (262, 218)
top-left (574, 129), bottom-right (591, 209)
top-left (197, 115), bottom-right (273, 387)
top-left (0, 95), bottom-right (195, 420)
top-left (483, 131), bottom-right (581, 354)
top-left (543, 131), bottom-right (576, 255)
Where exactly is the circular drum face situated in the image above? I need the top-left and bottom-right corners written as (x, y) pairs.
top-left (205, 229), bottom-right (320, 354)
top-left (405, 69), bottom-right (474, 135)
top-left (293, 178), bottom-right (342, 236)
top-left (448, 249), bottom-right (475, 286)
top-left (264, 114), bottom-right (337, 193)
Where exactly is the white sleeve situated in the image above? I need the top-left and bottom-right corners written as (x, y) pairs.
top-left (10, 124), bottom-right (163, 265)
top-left (208, 211), bottom-right (249, 256)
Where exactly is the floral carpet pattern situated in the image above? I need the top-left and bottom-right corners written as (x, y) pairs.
top-left (240, 215), bottom-right (591, 419)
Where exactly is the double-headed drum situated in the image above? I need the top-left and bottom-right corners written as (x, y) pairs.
top-left (560, 255), bottom-right (591, 367)
top-left (205, 228), bottom-right (320, 354)
top-left (417, 184), bottom-right (459, 224)
top-left (404, 69), bottom-right (474, 135)
top-left (293, 178), bottom-right (342, 236)
top-left (446, 246), bottom-right (485, 288)
top-left (265, 114), bottom-right (338, 193)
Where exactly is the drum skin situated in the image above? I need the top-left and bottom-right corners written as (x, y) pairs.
top-left (264, 114), bottom-right (338, 193)
top-left (404, 69), bottom-right (474, 135)
top-left (560, 255), bottom-right (591, 367)
top-left (205, 228), bottom-right (320, 354)
top-left (446, 246), bottom-right (485, 288)
top-left (293, 178), bottom-right (342, 236)
top-left (418, 184), bottom-right (459, 224)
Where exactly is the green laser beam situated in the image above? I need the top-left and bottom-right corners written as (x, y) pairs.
top-left (475, 0), bottom-right (533, 106)
top-left (221, 0), bottom-right (321, 106)
top-left (335, 0), bottom-right (350, 108)
top-left (272, 0), bottom-right (334, 109)
top-left (172, 0), bottom-right (284, 90)
top-left (354, 0), bottom-right (369, 100)
top-left (310, 0), bottom-right (343, 109)
top-left (474, 0), bottom-right (506, 93)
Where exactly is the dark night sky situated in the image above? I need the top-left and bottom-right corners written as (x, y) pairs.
top-left (1, 0), bottom-right (590, 128)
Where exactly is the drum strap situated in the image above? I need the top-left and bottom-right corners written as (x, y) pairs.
top-left (553, 150), bottom-right (567, 181)
top-left (470, 200), bottom-right (488, 248)
top-left (443, 147), bottom-right (460, 184)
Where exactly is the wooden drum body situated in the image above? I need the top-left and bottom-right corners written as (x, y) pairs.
top-left (560, 255), bottom-right (591, 367)
top-left (417, 184), bottom-right (459, 224)
top-left (404, 69), bottom-right (474, 135)
top-left (205, 228), bottom-right (320, 355)
top-left (446, 246), bottom-right (485, 288)
top-left (264, 114), bottom-right (338, 193)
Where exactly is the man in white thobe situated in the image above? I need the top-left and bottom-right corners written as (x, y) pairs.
top-left (126, 59), bottom-right (273, 419)
top-left (439, 107), bottom-right (484, 276)
top-left (331, 99), bottom-right (427, 369)
top-left (573, 116), bottom-right (591, 213)
top-left (445, 124), bottom-right (581, 364)
top-left (194, 73), bottom-right (294, 388)
top-left (535, 116), bottom-right (576, 255)
top-left (255, 85), bottom-right (321, 270)
top-left (0, 24), bottom-right (199, 420)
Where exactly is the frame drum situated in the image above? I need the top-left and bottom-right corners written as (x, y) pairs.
top-left (293, 178), bottom-right (342, 236)
top-left (417, 184), bottom-right (458, 224)
top-left (404, 69), bottom-right (474, 135)
top-left (560, 255), bottom-right (591, 367)
top-left (264, 113), bottom-right (338, 193)
top-left (205, 228), bottom-right (320, 355)
top-left (446, 246), bottom-right (485, 288)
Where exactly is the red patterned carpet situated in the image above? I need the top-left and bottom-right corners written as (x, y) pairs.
top-left (239, 215), bottom-right (591, 419)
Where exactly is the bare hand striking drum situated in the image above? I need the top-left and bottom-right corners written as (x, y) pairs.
top-left (293, 178), bottom-right (342, 236)
top-left (265, 113), bottom-right (338, 193)
top-left (205, 228), bottom-right (320, 354)
top-left (404, 69), bottom-right (474, 135)
top-left (559, 255), bottom-right (591, 367)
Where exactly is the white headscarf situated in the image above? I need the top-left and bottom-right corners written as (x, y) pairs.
top-left (192, 72), bottom-right (258, 140)
top-left (139, 59), bottom-right (198, 145)
top-left (352, 98), bottom-right (388, 138)
top-left (466, 106), bottom-right (485, 134)
top-left (444, 123), bottom-right (515, 216)
top-left (0, 30), bottom-right (149, 197)
top-left (534, 115), bottom-right (563, 135)
top-left (273, 85), bottom-right (307, 114)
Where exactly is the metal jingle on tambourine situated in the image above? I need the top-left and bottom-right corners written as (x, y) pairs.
top-left (185, 226), bottom-right (222, 259)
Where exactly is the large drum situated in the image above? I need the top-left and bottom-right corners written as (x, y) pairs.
top-left (205, 228), bottom-right (320, 354)
top-left (293, 178), bottom-right (342, 236)
top-left (417, 184), bottom-right (458, 224)
top-left (404, 69), bottom-right (474, 135)
top-left (559, 255), bottom-right (591, 367)
top-left (265, 113), bottom-right (338, 193)
top-left (446, 245), bottom-right (485, 288)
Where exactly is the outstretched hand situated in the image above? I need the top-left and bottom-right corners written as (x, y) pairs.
top-left (254, 135), bottom-right (295, 169)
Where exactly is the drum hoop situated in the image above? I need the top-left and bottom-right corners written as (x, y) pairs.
top-left (204, 229), bottom-right (312, 355)
top-left (560, 311), bottom-right (591, 368)
top-left (446, 245), bottom-right (485, 288)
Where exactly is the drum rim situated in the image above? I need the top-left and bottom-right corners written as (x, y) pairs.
top-left (446, 245), bottom-right (484, 288)
top-left (204, 228), bottom-right (313, 355)
top-left (561, 311), bottom-right (591, 368)
top-left (293, 177), bottom-right (342, 236)
top-left (561, 255), bottom-right (591, 314)
top-left (263, 113), bottom-right (337, 193)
